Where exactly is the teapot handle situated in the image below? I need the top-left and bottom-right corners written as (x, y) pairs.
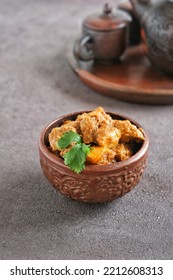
top-left (74, 35), bottom-right (94, 61)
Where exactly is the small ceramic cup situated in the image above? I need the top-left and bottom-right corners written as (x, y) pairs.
top-left (74, 4), bottom-right (132, 63)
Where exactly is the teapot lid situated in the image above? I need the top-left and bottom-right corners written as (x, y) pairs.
top-left (83, 3), bottom-right (132, 31)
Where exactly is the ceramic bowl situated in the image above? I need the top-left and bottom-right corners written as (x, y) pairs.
top-left (38, 111), bottom-right (149, 203)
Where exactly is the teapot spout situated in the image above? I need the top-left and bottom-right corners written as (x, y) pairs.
top-left (130, 0), bottom-right (150, 19)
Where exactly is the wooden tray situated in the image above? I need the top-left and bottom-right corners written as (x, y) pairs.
top-left (66, 39), bottom-right (173, 105)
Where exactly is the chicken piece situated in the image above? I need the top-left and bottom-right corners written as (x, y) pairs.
top-left (115, 143), bottom-right (134, 161)
top-left (79, 115), bottom-right (98, 143)
top-left (48, 123), bottom-right (77, 151)
top-left (87, 107), bottom-right (113, 126)
top-left (63, 120), bottom-right (74, 125)
top-left (76, 107), bottom-right (111, 122)
top-left (114, 119), bottom-right (144, 142)
top-left (63, 119), bottom-right (80, 134)
top-left (95, 125), bottom-right (121, 150)
top-left (86, 146), bottom-right (116, 165)
top-left (76, 107), bottom-right (113, 144)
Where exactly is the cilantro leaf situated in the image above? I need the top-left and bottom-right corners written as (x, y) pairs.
top-left (57, 131), bottom-right (81, 149)
top-left (81, 143), bottom-right (90, 155)
top-left (57, 131), bottom-right (91, 173)
top-left (63, 143), bottom-right (86, 174)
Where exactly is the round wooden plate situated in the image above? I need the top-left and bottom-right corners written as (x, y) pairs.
top-left (66, 39), bottom-right (173, 105)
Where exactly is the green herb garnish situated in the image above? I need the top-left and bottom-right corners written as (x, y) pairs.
top-left (57, 131), bottom-right (91, 174)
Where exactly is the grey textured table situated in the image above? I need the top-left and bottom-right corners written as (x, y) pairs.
top-left (0, 0), bottom-right (173, 260)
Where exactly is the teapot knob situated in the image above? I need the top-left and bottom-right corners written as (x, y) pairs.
top-left (138, 0), bottom-right (150, 3)
top-left (103, 3), bottom-right (112, 15)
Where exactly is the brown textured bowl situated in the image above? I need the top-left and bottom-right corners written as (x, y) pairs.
top-left (39, 111), bottom-right (149, 203)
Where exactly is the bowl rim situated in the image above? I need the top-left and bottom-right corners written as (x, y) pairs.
top-left (39, 110), bottom-right (149, 174)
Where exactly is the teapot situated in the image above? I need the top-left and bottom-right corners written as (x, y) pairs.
top-left (119, 0), bottom-right (173, 75)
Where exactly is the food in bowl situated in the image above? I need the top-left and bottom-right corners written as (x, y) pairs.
top-left (48, 107), bottom-right (144, 173)
top-left (39, 108), bottom-right (149, 203)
